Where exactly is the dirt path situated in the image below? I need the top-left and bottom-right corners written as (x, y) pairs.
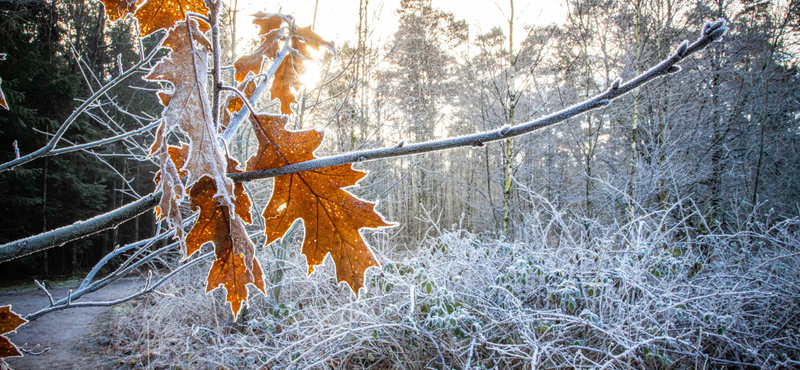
top-left (1, 278), bottom-right (142, 370)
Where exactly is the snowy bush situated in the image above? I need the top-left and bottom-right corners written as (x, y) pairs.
top-left (108, 201), bottom-right (800, 369)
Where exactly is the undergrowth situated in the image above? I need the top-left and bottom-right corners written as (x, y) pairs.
top-left (107, 200), bottom-right (800, 369)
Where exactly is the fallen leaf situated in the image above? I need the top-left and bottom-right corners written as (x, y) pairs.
top-left (246, 113), bottom-right (392, 294)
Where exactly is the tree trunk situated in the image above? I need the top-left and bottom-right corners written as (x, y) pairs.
top-left (502, 0), bottom-right (515, 237)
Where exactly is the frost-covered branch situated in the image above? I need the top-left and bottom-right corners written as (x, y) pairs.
top-left (49, 120), bottom-right (160, 156)
top-left (0, 40), bottom-right (164, 172)
top-left (0, 20), bottom-right (727, 263)
top-left (0, 192), bottom-right (161, 262)
top-left (25, 251), bottom-right (214, 321)
top-left (230, 20), bottom-right (727, 182)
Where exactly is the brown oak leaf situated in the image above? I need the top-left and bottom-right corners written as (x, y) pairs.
top-left (270, 52), bottom-right (306, 115)
top-left (220, 76), bottom-right (257, 132)
top-left (186, 175), bottom-right (263, 316)
top-left (145, 20), bottom-right (225, 188)
top-left (245, 113), bottom-right (391, 293)
top-left (226, 78), bottom-right (257, 114)
top-left (266, 24), bottom-right (334, 114)
top-left (157, 91), bottom-right (172, 106)
top-left (134, 0), bottom-right (209, 37)
top-left (227, 157), bottom-right (253, 224)
top-left (0, 78), bottom-right (8, 110)
top-left (293, 26), bottom-right (336, 57)
top-left (150, 126), bottom-right (187, 243)
top-left (0, 306), bottom-right (26, 358)
top-left (145, 20), bottom-right (261, 317)
top-left (253, 12), bottom-right (289, 36)
top-left (100, 0), bottom-right (139, 22)
top-left (233, 29), bottom-right (282, 82)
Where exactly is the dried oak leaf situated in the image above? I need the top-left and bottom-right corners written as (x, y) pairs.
top-left (227, 157), bottom-right (253, 224)
top-left (157, 91), bottom-right (172, 106)
top-left (268, 25), bottom-right (334, 114)
top-left (233, 29), bottom-right (282, 82)
top-left (226, 77), bottom-right (257, 114)
top-left (134, 0), bottom-right (209, 37)
top-left (220, 75), bottom-right (257, 132)
top-left (146, 20), bottom-right (260, 316)
top-left (155, 143), bottom-right (260, 317)
top-left (186, 175), bottom-right (263, 317)
top-left (245, 113), bottom-right (391, 293)
top-left (145, 20), bottom-right (224, 188)
top-left (150, 124), bottom-right (186, 243)
top-left (0, 306), bottom-right (26, 358)
top-left (270, 52), bottom-right (306, 115)
top-left (100, 0), bottom-right (139, 22)
top-left (253, 12), bottom-right (288, 36)
top-left (0, 78), bottom-right (8, 110)
top-left (293, 26), bottom-right (336, 57)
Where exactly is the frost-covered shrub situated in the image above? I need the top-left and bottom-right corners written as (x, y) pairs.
top-left (109, 203), bottom-right (800, 369)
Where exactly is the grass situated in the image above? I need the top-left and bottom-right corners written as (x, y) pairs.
top-left (103, 199), bottom-right (800, 369)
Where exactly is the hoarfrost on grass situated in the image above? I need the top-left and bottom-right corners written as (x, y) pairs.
top-left (107, 200), bottom-right (800, 369)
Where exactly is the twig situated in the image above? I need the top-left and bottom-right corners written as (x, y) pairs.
top-left (49, 120), bottom-right (160, 156)
top-left (24, 252), bottom-right (214, 321)
top-left (19, 344), bottom-right (50, 356)
top-left (0, 21), bottom-right (728, 264)
top-left (229, 20), bottom-right (728, 183)
top-left (34, 280), bottom-right (54, 307)
top-left (0, 37), bottom-right (165, 172)
top-left (0, 192), bottom-right (162, 263)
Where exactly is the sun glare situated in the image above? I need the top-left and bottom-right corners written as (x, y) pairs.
top-left (300, 58), bottom-right (322, 88)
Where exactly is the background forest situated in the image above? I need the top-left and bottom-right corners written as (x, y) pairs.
top-left (1, 0), bottom-right (799, 368)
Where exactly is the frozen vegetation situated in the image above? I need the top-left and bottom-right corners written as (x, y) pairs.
top-left (108, 199), bottom-right (800, 369)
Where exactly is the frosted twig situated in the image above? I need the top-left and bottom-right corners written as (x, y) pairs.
top-left (34, 280), bottom-right (54, 307)
top-left (0, 36), bottom-right (166, 172)
top-left (230, 20), bottom-right (728, 182)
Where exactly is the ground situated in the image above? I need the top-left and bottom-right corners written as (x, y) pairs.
top-left (1, 278), bottom-right (140, 370)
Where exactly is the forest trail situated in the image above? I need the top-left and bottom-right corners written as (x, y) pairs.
top-left (1, 278), bottom-right (141, 370)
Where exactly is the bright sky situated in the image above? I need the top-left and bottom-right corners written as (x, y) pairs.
top-left (231, 0), bottom-right (567, 52)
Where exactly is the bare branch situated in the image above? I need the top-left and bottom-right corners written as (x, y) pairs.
top-left (0, 192), bottom-right (161, 263)
top-left (0, 40), bottom-right (164, 172)
top-left (49, 120), bottom-right (160, 156)
top-left (229, 20), bottom-right (727, 183)
top-left (0, 20), bottom-right (727, 263)
top-left (24, 251), bottom-right (214, 321)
